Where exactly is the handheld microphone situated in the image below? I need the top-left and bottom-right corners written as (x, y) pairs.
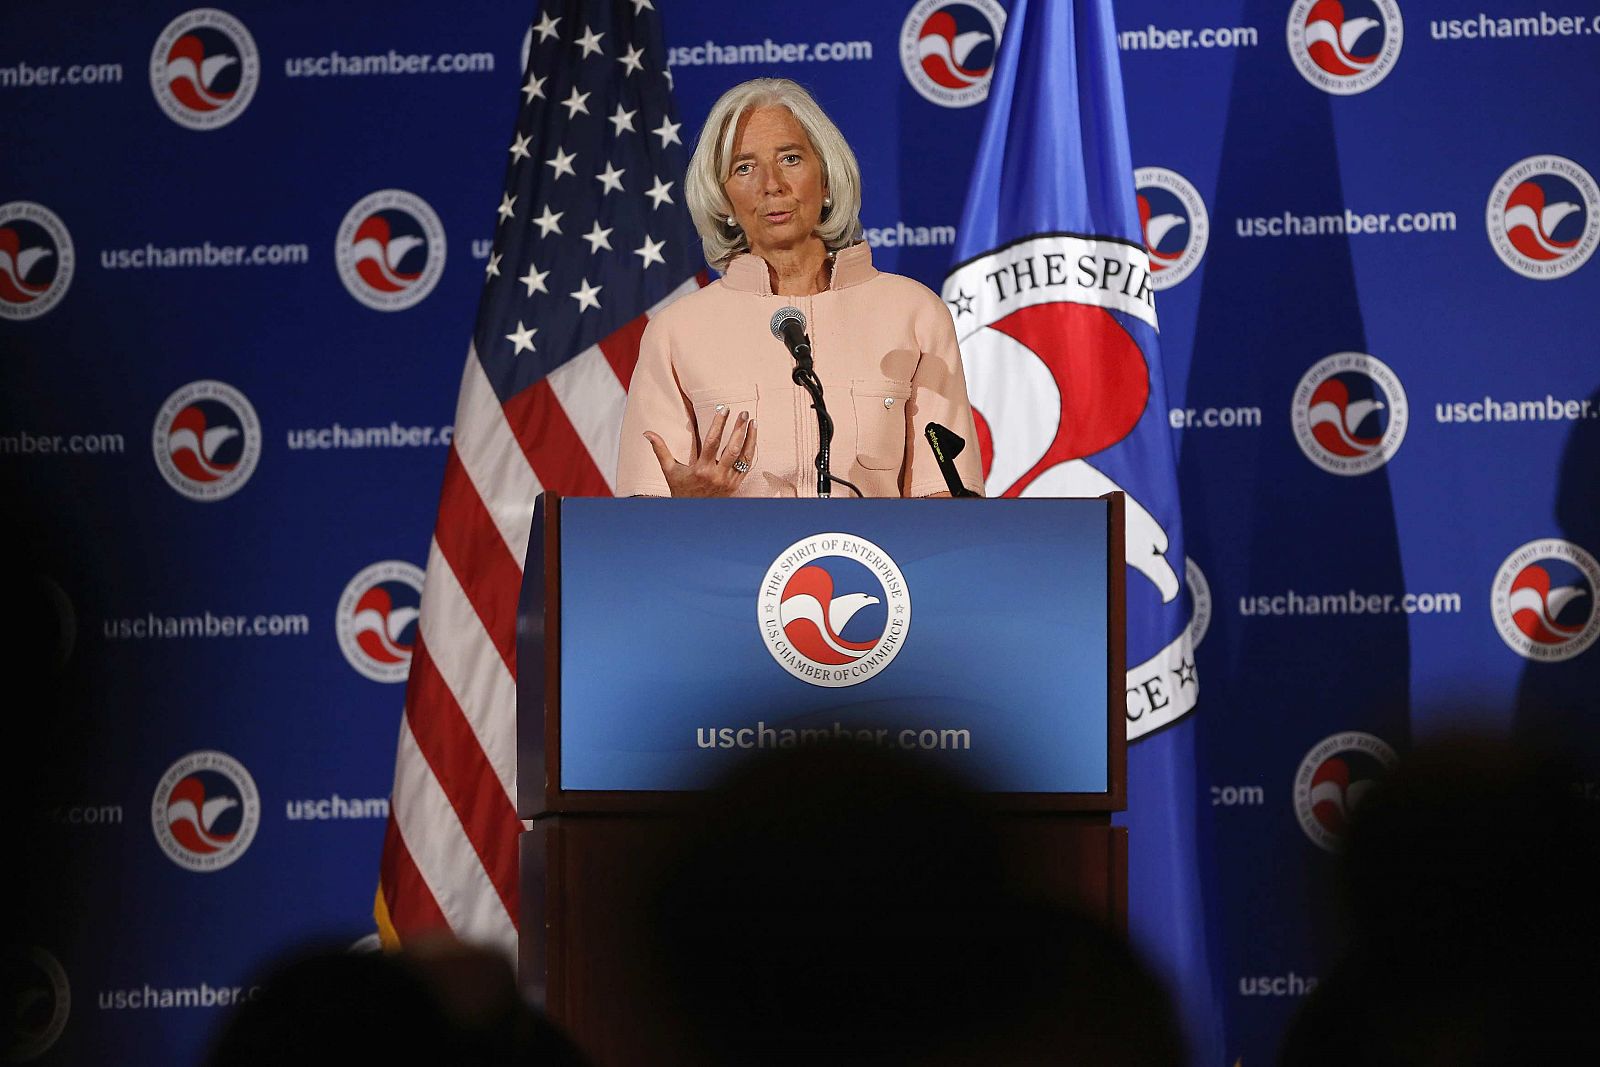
top-left (769, 305), bottom-right (812, 372)
top-left (924, 423), bottom-right (980, 497)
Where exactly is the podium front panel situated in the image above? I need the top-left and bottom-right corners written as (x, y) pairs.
top-left (550, 498), bottom-right (1114, 797)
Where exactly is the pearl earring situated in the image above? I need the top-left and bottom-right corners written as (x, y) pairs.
top-left (725, 214), bottom-right (737, 227)
top-left (823, 196), bottom-right (832, 207)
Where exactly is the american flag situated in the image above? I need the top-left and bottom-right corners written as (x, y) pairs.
top-left (376, 0), bottom-right (701, 951)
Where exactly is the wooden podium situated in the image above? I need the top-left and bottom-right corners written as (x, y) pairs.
top-left (516, 494), bottom-right (1126, 1066)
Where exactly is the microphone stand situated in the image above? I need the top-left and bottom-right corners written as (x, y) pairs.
top-left (791, 362), bottom-right (834, 497)
top-left (773, 307), bottom-right (861, 498)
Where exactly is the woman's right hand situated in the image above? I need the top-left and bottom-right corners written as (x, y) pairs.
top-left (642, 408), bottom-right (758, 497)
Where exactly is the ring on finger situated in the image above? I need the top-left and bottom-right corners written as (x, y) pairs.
top-left (732, 459), bottom-right (751, 474)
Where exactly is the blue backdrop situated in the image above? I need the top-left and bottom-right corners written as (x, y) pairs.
top-left (4, 1), bottom-right (1597, 1064)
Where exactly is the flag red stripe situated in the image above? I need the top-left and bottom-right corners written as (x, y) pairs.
top-left (404, 638), bottom-right (522, 927)
top-left (597, 312), bottom-right (649, 391)
top-left (501, 380), bottom-right (613, 496)
top-left (379, 812), bottom-right (451, 936)
top-left (433, 447), bottom-right (522, 677)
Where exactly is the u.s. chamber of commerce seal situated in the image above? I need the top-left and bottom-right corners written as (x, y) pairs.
top-left (1294, 730), bottom-right (1399, 852)
top-left (1135, 168), bottom-right (1210, 291)
top-left (335, 189), bottom-right (447, 312)
top-left (1486, 155), bottom-right (1599, 280)
top-left (1291, 351), bottom-right (1408, 476)
top-left (34, 574), bottom-right (78, 674)
top-left (1286, 0), bottom-right (1403, 96)
top-left (758, 533), bottom-right (911, 688)
top-left (899, 0), bottom-right (1007, 109)
top-left (1491, 538), bottom-right (1600, 662)
top-left (335, 560), bottom-right (425, 683)
top-left (7, 946), bottom-right (70, 1061)
top-left (151, 750), bottom-right (261, 872)
top-left (0, 201), bottom-right (75, 321)
top-left (149, 8), bottom-right (261, 131)
top-left (151, 379), bottom-right (263, 501)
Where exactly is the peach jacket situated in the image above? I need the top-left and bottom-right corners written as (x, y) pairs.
top-left (615, 243), bottom-right (985, 498)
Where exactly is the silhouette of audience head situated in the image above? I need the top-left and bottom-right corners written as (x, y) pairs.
top-left (640, 743), bottom-right (1185, 1066)
top-left (211, 746), bottom-right (1189, 1066)
top-left (1281, 734), bottom-right (1600, 1066)
top-left (206, 937), bottom-right (588, 1067)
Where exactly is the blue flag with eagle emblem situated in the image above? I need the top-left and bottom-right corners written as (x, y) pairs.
top-left (940, 0), bottom-right (1222, 1057)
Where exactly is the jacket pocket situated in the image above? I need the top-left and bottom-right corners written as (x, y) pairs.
top-left (686, 384), bottom-right (758, 457)
top-left (850, 379), bottom-right (913, 470)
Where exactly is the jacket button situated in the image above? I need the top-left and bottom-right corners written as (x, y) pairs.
top-left (714, 403), bottom-right (727, 414)
top-left (883, 397), bottom-right (895, 409)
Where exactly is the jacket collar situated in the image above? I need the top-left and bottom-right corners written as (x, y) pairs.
top-left (721, 242), bottom-right (876, 295)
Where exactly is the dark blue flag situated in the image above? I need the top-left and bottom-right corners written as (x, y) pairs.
top-left (942, 0), bottom-right (1221, 1057)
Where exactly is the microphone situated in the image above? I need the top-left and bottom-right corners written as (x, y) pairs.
top-left (768, 305), bottom-right (858, 497)
top-left (923, 423), bottom-right (980, 497)
top-left (769, 305), bottom-right (812, 372)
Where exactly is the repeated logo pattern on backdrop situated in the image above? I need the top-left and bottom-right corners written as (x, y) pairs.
top-left (0, 201), bottom-right (74, 320)
top-left (10, 947), bottom-right (72, 1062)
top-left (4, 1), bottom-right (1596, 1064)
top-left (1286, 0), bottom-right (1403, 94)
top-left (899, 0), bottom-right (1007, 107)
top-left (1135, 168), bottom-right (1209, 290)
top-left (1486, 155), bottom-right (1600, 280)
top-left (335, 561), bottom-right (425, 682)
top-left (149, 9), bottom-right (261, 130)
top-left (151, 380), bottom-right (263, 501)
top-left (1293, 731), bottom-right (1400, 852)
top-left (1291, 352), bottom-right (1409, 476)
top-left (151, 751), bottom-right (261, 873)
top-left (335, 190), bottom-right (449, 311)
top-left (1491, 539), bottom-right (1600, 662)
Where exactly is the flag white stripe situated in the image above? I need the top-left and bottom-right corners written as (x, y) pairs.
top-left (540, 277), bottom-right (699, 490)
top-left (452, 348), bottom-right (545, 569)
top-left (546, 344), bottom-right (629, 491)
top-left (416, 536), bottom-right (518, 805)
top-left (391, 718), bottom-right (517, 949)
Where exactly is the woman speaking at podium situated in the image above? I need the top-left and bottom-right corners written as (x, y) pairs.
top-left (615, 78), bottom-right (984, 499)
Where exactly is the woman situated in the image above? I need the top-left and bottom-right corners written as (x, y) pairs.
top-left (615, 78), bottom-right (984, 499)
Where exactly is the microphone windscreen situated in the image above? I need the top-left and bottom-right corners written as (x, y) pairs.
top-left (924, 422), bottom-right (967, 460)
top-left (924, 423), bottom-right (977, 497)
top-left (769, 305), bottom-right (805, 339)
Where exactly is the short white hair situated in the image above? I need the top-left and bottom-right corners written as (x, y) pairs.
top-left (685, 78), bottom-right (864, 271)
